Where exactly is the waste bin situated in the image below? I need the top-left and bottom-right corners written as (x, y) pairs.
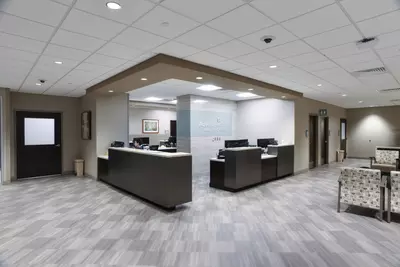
top-left (74, 159), bottom-right (84, 177)
top-left (337, 150), bottom-right (345, 162)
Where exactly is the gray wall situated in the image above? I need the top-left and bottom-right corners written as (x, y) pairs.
top-left (294, 97), bottom-right (346, 173)
top-left (96, 93), bottom-right (129, 156)
top-left (347, 106), bottom-right (400, 158)
top-left (129, 106), bottom-right (176, 145)
top-left (236, 98), bottom-right (295, 145)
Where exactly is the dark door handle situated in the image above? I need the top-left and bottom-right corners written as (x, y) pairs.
top-left (55, 144), bottom-right (61, 147)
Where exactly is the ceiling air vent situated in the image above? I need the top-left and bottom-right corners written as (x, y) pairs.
top-left (378, 88), bottom-right (400, 94)
top-left (352, 67), bottom-right (387, 77)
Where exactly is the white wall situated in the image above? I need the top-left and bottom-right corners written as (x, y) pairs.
top-left (236, 98), bottom-right (295, 145)
top-left (129, 105), bottom-right (176, 145)
top-left (96, 94), bottom-right (129, 156)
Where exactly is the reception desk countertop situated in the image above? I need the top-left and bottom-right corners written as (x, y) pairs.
top-left (109, 147), bottom-right (189, 158)
top-left (210, 154), bottom-right (276, 162)
top-left (98, 155), bottom-right (108, 160)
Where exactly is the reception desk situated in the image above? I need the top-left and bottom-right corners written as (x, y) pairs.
top-left (99, 147), bottom-right (192, 209)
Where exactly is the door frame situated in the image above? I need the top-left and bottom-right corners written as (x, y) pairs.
top-left (14, 110), bottom-right (63, 179)
top-left (309, 114), bottom-right (318, 169)
top-left (321, 116), bottom-right (329, 165)
top-left (0, 96), bottom-right (3, 184)
top-left (340, 118), bottom-right (347, 158)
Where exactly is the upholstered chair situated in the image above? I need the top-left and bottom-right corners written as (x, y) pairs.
top-left (370, 147), bottom-right (400, 174)
top-left (388, 171), bottom-right (400, 223)
top-left (338, 167), bottom-right (384, 221)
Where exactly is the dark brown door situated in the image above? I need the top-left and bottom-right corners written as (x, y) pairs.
top-left (16, 111), bottom-right (62, 179)
top-left (320, 117), bottom-right (329, 165)
top-left (170, 120), bottom-right (176, 137)
top-left (309, 115), bottom-right (318, 169)
top-left (340, 118), bottom-right (347, 158)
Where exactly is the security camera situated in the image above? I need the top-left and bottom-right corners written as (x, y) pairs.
top-left (39, 79), bottom-right (46, 84)
top-left (261, 35), bottom-right (276, 45)
top-left (264, 38), bottom-right (273, 44)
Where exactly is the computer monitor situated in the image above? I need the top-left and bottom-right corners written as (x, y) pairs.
top-left (224, 139), bottom-right (249, 148)
top-left (257, 138), bottom-right (275, 148)
top-left (133, 137), bottom-right (149, 145)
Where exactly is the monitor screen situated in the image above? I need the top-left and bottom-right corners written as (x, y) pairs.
top-left (257, 138), bottom-right (275, 148)
top-left (224, 139), bottom-right (249, 148)
top-left (133, 137), bottom-right (150, 145)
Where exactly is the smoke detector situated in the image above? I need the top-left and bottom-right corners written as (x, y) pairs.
top-left (356, 37), bottom-right (379, 50)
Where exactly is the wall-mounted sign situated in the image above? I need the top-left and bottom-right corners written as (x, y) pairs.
top-left (319, 109), bottom-right (328, 117)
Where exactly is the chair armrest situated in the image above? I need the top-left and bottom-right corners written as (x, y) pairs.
top-left (380, 176), bottom-right (388, 188)
top-left (370, 156), bottom-right (376, 167)
top-left (396, 158), bottom-right (399, 171)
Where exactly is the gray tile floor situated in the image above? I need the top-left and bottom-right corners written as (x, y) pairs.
top-left (1, 160), bottom-right (400, 267)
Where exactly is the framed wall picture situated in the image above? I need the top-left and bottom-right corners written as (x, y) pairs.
top-left (81, 111), bottom-right (91, 140)
top-left (142, 119), bottom-right (159, 134)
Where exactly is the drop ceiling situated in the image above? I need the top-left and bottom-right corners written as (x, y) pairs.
top-left (128, 78), bottom-right (264, 104)
top-left (1, 0), bottom-right (400, 108)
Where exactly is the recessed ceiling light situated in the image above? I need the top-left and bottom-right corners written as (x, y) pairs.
top-left (106, 2), bottom-right (121, 10)
top-left (145, 97), bottom-right (162, 101)
top-left (170, 100), bottom-right (177, 104)
top-left (248, 88), bottom-right (254, 91)
top-left (196, 84), bottom-right (222, 91)
top-left (108, 90), bottom-right (114, 93)
top-left (54, 61), bottom-right (62, 65)
top-left (161, 21), bottom-right (169, 27)
top-left (359, 100), bottom-right (364, 103)
top-left (269, 65), bottom-right (277, 69)
top-left (141, 78), bottom-right (148, 81)
top-left (281, 96), bottom-right (286, 99)
top-left (370, 105), bottom-right (376, 107)
top-left (193, 99), bottom-right (208, 104)
top-left (196, 77), bottom-right (203, 80)
top-left (36, 83), bottom-right (41, 86)
top-left (342, 94), bottom-right (347, 97)
top-left (317, 84), bottom-right (322, 87)
top-left (237, 92), bottom-right (257, 98)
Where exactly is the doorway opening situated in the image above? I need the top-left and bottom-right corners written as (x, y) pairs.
top-left (309, 115), bottom-right (318, 169)
top-left (320, 116), bottom-right (329, 165)
top-left (340, 118), bottom-right (347, 158)
top-left (16, 111), bottom-right (62, 179)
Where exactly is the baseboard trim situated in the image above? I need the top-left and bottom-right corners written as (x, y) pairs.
top-left (347, 156), bottom-right (369, 159)
top-left (294, 168), bottom-right (309, 175)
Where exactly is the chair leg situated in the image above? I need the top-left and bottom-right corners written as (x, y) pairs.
top-left (379, 188), bottom-right (383, 222)
top-left (337, 182), bottom-right (341, 213)
top-left (388, 189), bottom-right (391, 223)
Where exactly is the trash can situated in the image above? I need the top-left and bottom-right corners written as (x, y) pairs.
top-left (74, 159), bottom-right (84, 177)
top-left (337, 150), bottom-right (345, 162)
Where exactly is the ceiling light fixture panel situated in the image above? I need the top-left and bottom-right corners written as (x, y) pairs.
top-left (106, 2), bottom-right (121, 10)
top-left (193, 99), bottom-right (208, 103)
top-left (145, 97), bottom-right (162, 101)
top-left (237, 92), bottom-right (257, 98)
top-left (196, 84), bottom-right (222, 91)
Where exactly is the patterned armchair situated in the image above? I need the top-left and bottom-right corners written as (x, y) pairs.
top-left (337, 167), bottom-right (384, 221)
top-left (370, 147), bottom-right (400, 173)
top-left (388, 171), bottom-right (400, 223)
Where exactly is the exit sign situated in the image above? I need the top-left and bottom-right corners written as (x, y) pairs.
top-left (319, 109), bottom-right (328, 116)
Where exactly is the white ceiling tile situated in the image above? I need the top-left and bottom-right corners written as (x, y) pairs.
top-left (304, 25), bottom-right (362, 49)
top-left (313, 67), bottom-right (363, 88)
top-left (251, 0), bottom-right (335, 22)
top-left (265, 40), bottom-right (314, 59)
top-left (185, 51), bottom-right (226, 65)
top-left (51, 30), bottom-right (107, 52)
top-left (43, 44), bottom-right (91, 61)
top-left (341, 0), bottom-right (400, 22)
top-left (51, 0), bottom-right (74, 6)
top-left (0, 13), bottom-right (54, 41)
top-left (210, 60), bottom-right (247, 71)
top-left (0, 0), bottom-right (69, 26)
top-left (61, 69), bottom-right (100, 84)
top-left (30, 64), bottom-right (72, 82)
top-left (358, 73), bottom-right (400, 90)
top-left (300, 60), bottom-right (338, 72)
top-left (0, 46), bottom-right (39, 63)
top-left (239, 24), bottom-right (298, 50)
top-left (234, 51), bottom-right (277, 66)
top-left (232, 67), bottom-right (263, 77)
top-left (375, 30), bottom-right (400, 49)
top-left (377, 44), bottom-right (400, 58)
top-left (131, 53), bottom-right (156, 63)
top-left (358, 10), bottom-right (400, 36)
top-left (333, 50), bottom-right (379, 67)
top-left (207, 5), bottom-right (275, 38)
top-left (256, 60), bottom-right (293, 71)
top-left (75, 63), bottom-right (113, 75)
top-left (42, 88), bottom-right (71, 96)
top-left (285, 52), bottom-right (327, 66)
top-left (67, 90), bottom-right (86, 97)
top-left (321, 42), bottom-right (368, 59)
top-left (97, 42), bottom-right (144, 60)
top-left (161, 0), bottom-right (243, 23)
top-left (133, 6), bottom-right (199, 39)
top-left (208, 40), bottom-right (257, 59)
top-left (0, 32), bottom-right (46, 53)
top-left (340, 59), bottom-right (384, 72)
top-left (175, 26), bottom-right (232, 50)
top-left (282, 4), bottom-right (351, 38)
top-left (36, 54), bottom-right (80, 70)
top-left (0, 58), bottom-right (34, 73)
top-left (75, 0), bottom-right (155, 25)
top-left (153, 41), bottom-right (199, 58)
top-left (113, 27), bottom-right (168, 50)
top-left (85, 53), bottom-right (127, 68)
top-left (61, 9), bottom-right (126, 40)
top-left (20, 74), bottom-right (54, 91)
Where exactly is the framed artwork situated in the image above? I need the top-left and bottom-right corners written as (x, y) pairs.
top-left (81, 111), bottom-right (91, 140)
top-left (142, 119), bottom-right (159, 134)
